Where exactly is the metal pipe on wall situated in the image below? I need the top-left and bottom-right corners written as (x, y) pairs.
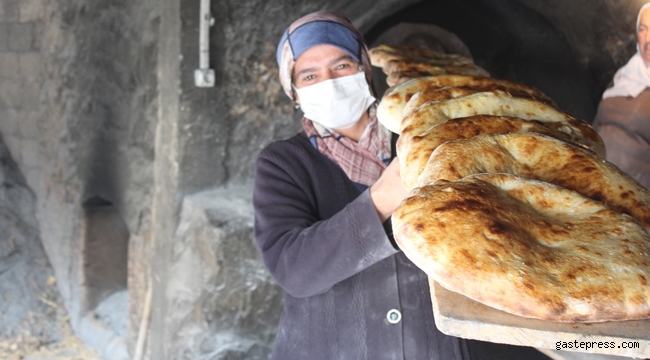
top-left (194, 0), bottom-right (215, 87)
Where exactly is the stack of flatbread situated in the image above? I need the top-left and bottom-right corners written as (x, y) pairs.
top-left (371, 44), bottom-right (650, 323)
top-left (369, 44), bottom-right (490, 87)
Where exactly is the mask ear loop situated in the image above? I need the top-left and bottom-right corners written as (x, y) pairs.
top-left (291, 86), bottom-right (301, 109)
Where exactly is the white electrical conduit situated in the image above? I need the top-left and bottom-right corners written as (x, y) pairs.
top-left (194, 0), bottom-right (215, 87)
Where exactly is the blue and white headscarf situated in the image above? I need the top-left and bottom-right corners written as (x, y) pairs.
top-left (276, 11), bottom-right (373, 101)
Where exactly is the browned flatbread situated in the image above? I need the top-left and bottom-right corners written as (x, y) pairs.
top-left (402, 87), bottom-right (555, 117)
top-left (397, 116), bottom-right (601, 190)
top-left (369, 44), bottom-right (475, 68)
top-left (382, 59), bottom-right (480, 74)
top-left (383, 60), bottom-right (490, 86)
top-left (419, 132), bottom-right (650, 232)
top-left (386, 67), bottom-right (490, 87)
top-left (393, 173), bottom-right (650, 322)
top-left (394, 91), bottom-right (605, 157)
top-left (377, 76), bottom-right (557, 133)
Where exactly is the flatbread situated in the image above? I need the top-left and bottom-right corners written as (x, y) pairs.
top-left (402, 87), bottom-right (554, 117)
top-left (384, 64), bottom-right (489, 87)
top-left (397, 115), bottom-right (601, 190)
top-left (395, 91), bottom-right (605, 158)
top-left (419, 132), bottom-right (650, 233)
top-left (392, 173), bottom-right (650, 322)
top-left (369, 44), bottom-right (474, 68)
top-left (376, 76), bottom-right (556, 134)
top-left (382, 59), bottom-right (480, 74)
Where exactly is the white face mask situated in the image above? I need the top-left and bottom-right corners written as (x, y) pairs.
top-left (294, 72), bottom-right (376, 130)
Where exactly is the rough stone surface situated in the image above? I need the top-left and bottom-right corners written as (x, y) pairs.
top-left (0, 134), bottom-right (61, 345)
top-left (164, 186), bottom-right (284, 360)
top-left (8, 22), bottom-right (37, 52)
top-left (0, 0), bottom-right (19, 21)
top-left (516, 0), bottom-right (643, 98)
top-left (78, 290), bottom-right (129, 360)
top-left (35, 0), bottom-right (160, 350)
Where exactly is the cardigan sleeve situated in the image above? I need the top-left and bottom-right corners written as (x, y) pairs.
top-left (253, 143), bottom-right (399, 298)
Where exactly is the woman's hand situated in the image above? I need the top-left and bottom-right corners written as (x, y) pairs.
top-left (369, 157), bottom-right (409, 222)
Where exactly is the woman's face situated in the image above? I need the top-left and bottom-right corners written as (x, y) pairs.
top-left (639, 8), bottom-right (650, 65)
top-left (292, 44), bottom-right (360, 100)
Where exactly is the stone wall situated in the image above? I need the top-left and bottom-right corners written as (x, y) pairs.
top-left (517, 0), bottom-right (645, 97)
top-left (0, 132), bottom-right (62, 352)
top-left (0, 0), bottom-right (159, 356)
top-left (1, 0), bottom-right (649, 359)
top-left (0, 0), bottom-right (45, 209)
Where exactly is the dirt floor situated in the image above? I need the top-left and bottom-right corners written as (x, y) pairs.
top-left (0, 276), bottom-right (100, 360)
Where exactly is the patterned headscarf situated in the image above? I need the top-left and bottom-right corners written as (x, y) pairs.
top-left (276, 11), bottom-right (392, 186)
top-left (276, 11), bottom-right (373, 100)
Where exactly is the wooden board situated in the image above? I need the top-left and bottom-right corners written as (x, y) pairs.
top-left (429, 279), bottom-right (650, 358)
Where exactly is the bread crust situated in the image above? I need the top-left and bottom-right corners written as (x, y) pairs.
top-left (397, 116), bottom-right (601, 190)
top-left (369, 44), bottom-right (474, 68)
top-left (393, 173), bottom-right (650, 322)
top-left (377, 76), bottom-right (556, 134)
top-left (419, 133), bottom-right (650, 233)
top-left (395, 92), bottom-right (604, 157)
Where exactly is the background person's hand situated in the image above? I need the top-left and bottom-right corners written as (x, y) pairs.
top-left (370, 157), bottom-right (410, 222)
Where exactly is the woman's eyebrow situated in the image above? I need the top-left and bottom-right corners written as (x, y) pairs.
top-left (294, 55), bottom-right (356, 78)
top-left (328, 55), bottom-right (355, 66)
top-left (294, 66), bottom-right (319, 78)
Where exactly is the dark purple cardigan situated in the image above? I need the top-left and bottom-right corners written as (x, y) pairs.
top-left (253, 132), bottom-right (550, 360)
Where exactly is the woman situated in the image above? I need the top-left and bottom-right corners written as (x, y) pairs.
top-left (593, 3), bottom-right (650, 190)
top-left (253, 10), bottom-right (549, 360)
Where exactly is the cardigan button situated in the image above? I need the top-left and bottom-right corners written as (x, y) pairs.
top-left (386, 309), bottom-right (402, 324)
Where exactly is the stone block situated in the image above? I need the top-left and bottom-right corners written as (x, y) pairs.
top-left (0, 23), bottom-right (8, 51)
top-left (19, 81), bottom-right (42, 108)
top-left (17, 52), bottom-right (41, 80)
top-left (78, 304), bottom-right (129, 360)
top-left (0, 108), bottom-right (19, 135)
top-left (20, 0), bottom-right (43, 22)
top-left (0, 52), bottom-right (19, 79)
top-left (3, 134), bottom-right (21, 164)
top-left (20, 138), bottom-right (40, 167)
top-left (18, 110), bottom-right (42, 138)
top-left (0, 79), bottom-right (22, 108)
top-left (21, 166), bottom-right (43, 193)
top-left (0, 0), bottom-right (18, 21)
top-left (8, 22), bottom-right (35, 52)
top-left (0, 133), bottom-right (61, 346)
top-left (165, 186), bottom-right (283, 360)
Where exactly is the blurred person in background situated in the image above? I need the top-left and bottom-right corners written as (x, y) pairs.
top-left (593, 3), bottom-right (650, 189)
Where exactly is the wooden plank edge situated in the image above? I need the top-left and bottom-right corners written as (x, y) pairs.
top-left (429, 279), bottom-right (650, 358)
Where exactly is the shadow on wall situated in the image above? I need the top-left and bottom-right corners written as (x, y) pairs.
top-left (365, 0), bottom-right (596, 122)
top-left (80, 196), bottom-right (129, 314)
